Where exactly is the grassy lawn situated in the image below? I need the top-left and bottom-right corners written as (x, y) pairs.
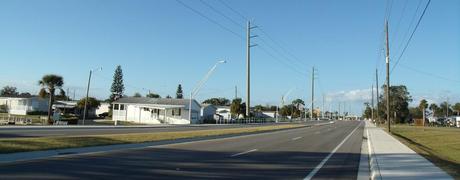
top-left (0, 124), bottom-right (304, 154)
top-left (390, 125), bottom-right (460, 178)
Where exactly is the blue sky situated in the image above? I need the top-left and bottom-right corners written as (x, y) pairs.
top-left (0, 0), bottom-right (459, 114)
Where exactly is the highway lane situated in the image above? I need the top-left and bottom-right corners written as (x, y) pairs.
top-left (0, 122), bottom-right (326, 138)
top-left (0, 121), bottom-right (364, 179)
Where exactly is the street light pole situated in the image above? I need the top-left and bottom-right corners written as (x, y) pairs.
top-left (188, 60), bottom-right (226, 123)
top-left (82, 67), bottom-right (101, 125)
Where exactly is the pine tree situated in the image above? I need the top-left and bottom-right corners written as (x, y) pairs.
top-left (110, 65), bottom-right (125, 102)
top-left (176, 84), bottom-right (183, 99)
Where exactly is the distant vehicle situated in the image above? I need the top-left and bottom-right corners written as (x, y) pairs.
top-left (456, 116), bottom-right (460, 128)
top-left (436, 118), bottom-right (446, 126)
top-left (445, 117), bottom-right (457, 127)
top-left (98, 112), bottom-right (109, 118)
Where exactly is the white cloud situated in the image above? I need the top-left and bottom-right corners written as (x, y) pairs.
top-left (326, 88), bottom-right (375, 103)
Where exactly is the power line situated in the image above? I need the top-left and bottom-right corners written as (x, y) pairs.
top-left (399, 64), bottom-right (460, 84)
top-left (257, 45), bottom-right (309, 78)
top-left (391, 0), bottom-right (409, 43)
top-left (175, 0), bottom-right (243, 39)
top-left (217, 0), bottom-right (248, 21)
top-left (210, 0), bottom-right (311, 78)
top-left (391, 0), bottom-right (431, 73)
top-left (199, 0), bottom-right (244, 28)
top-left (257, 27), bottom-right (312, 69)
top-left (256, 37), bottom-right (309, 74)
top-left (393, 0), bottom-right (423, 58)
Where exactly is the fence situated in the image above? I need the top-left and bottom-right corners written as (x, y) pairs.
top-left (213, 117), bottom-right (309, 124)
top-left (0, 116), bottom-right (34, 125)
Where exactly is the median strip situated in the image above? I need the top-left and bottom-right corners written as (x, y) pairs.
top-left (0, 124), bottom-right (304, 154)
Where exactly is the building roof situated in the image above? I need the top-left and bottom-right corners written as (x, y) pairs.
top-left (114, 97), bottom-right (200, 108)
top-left (201, 103), bottom-right (217, 108)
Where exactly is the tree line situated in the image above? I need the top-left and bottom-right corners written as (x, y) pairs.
top-left (362, 85), bottom-right (460, 123)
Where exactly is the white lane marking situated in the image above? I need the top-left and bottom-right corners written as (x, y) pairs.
top-left (292, 137), bottom-right (303, 141)
top-left (230, 149), bottom-right (258, 157)
top-left (304, 122), bottom-right (362, 180)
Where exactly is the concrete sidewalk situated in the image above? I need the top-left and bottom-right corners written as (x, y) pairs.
top-left (366, 121), bottom-right (452, 180)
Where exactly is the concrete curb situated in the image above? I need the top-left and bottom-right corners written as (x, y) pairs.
top-left (357, 122), bottom-right (370, 180)
top-left (366, 122), bottom-right (382, 180)
top-left (0, 122), bottom-right (335, 164)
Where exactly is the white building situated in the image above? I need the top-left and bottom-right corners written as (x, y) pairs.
top-left (255, 111), bottom-right (276, 118)
top-left (201, 104), bottom-right (217, 122)
top-left (0, 97), bottom-right (48, 115)
top-left (96, 102), bottom-right (110, 116)
top-left (112, 97), bottom-right (201, 124)
top-left (216, 106), bottom-right (231, 120)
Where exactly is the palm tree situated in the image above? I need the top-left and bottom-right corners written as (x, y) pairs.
top-left (429, 103), bottom-right (439, 117)
top-left (39, 74), bottom-right (64, 123)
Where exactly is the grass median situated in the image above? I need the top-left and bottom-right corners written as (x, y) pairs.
top-left (390, 125), bottom-right (460, 178)
top-left (0, 124), bottom-right (304, 154)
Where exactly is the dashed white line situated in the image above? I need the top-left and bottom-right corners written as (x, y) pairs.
top-left (230, 149), bottom-right (258, 157)
top-left (304, 122), bottom-right (362, 180)
top-left (292, 137), bottom-right (302, 141)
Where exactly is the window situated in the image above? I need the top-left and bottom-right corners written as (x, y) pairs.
top-left (114, 104), bottom-right (119, 110)
top-left (172, 108), bottom-right (181, 116)
top-left (120, 105), bottom-right (125, 110)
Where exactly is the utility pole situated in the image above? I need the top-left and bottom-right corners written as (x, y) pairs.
top-left (338, 102), bottom-right (341, 120)
top-left (322, 94), bottom-right (325, 119)
top-left (385, 20), bottom-right (391, 132)
top-left (246, 21), bottom-right (257, 117)
top-left (82, 70), bottom-right (93, 125)
top-left (67, 88), bottom-right (70, 101)
top-left (311, 66), bottom-right (315, 120)
top-left (235, 85), bottom-right (237, 99)
top-left (376, 69), bottom-right (380, 125)
top-left (446, 97), bottom-right (449, 117)
top-left (82, 67), bottom-right (102, 125)
top-left (371, 84), bottom-right (374, 121)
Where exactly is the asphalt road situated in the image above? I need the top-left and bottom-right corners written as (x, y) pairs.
top-left (0, 121), bottom-right (326, 138)
top-left (0, 120), bottom-right (364, 179)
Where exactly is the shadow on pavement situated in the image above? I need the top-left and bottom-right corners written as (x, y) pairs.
top-left (0, 148), bottom-right (362, 180)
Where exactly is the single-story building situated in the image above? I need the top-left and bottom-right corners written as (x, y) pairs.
top-left (201, 104), bottom-right (217, 122)
top-left (255, 111), bottom-right (276, 118)
top-left (0, 96), bottom-right (48, 115)
top-left (216, 106), bottom-right (231, 120)
top-left (112, 97), bottom-right (201, 124)
top-left (96, 102), bottom-right (110, 116)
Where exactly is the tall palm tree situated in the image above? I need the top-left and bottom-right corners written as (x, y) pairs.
top-left (39, 74), bottom-right (64, 123)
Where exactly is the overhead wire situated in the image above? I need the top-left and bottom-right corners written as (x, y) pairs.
top-left (199, 0), bottom-right (244, 28)
top-left (391, 0), bottom-right (431, 73)
top-left (175, 0), bottom-right (243, 39)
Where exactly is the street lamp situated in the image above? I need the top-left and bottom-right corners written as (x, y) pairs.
top-left (188, 60), bottom-right (226, 123)
top-left (82, 67), bottom-right (102, 125)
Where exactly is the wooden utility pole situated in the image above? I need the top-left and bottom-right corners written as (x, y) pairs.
top-left (376, 69), bottom-right (380, 125)
top-left (385, 20), bottom-right (391, 132)
top-left (371, 84), bottom-right (374, 121)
